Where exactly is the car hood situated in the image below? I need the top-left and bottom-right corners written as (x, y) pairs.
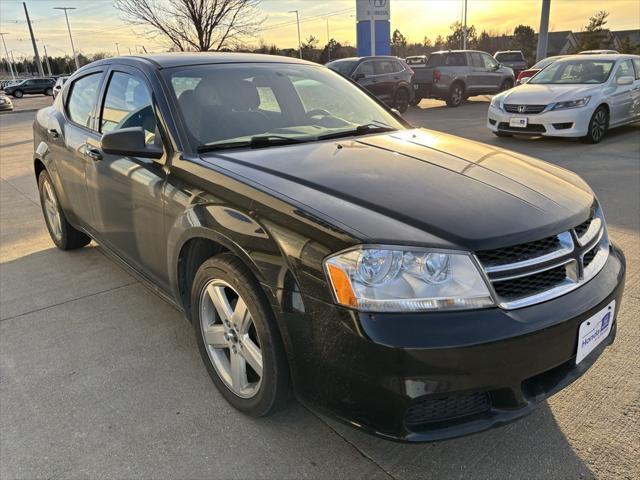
top-left (203, 128), bottom-right (594, 251)
top-left (501, 84), bottom-right (601, 104)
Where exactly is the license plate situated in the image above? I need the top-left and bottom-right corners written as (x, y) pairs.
top-left (576, 300), bottom-right (615, 364)
top-left (509, 117), bottom-right (528, 128)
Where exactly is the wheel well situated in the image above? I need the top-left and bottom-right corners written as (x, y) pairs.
top-left (34, 158), bottom-right (46, 180)
top-left (451, 79), bottom-right (465, 90)
top-left (177, 237), bottom-right (229, 318)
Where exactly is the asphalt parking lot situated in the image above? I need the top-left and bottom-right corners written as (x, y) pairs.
top-left (1, 95), bottom-right (639, 479)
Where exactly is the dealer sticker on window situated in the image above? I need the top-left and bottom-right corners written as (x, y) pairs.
top-left (576, 300), bottom-right (615, 364)
top-left (509, 117), bottom-right (528, 128)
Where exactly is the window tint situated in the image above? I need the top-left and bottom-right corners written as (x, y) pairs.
top-left (354, 61), bottom-right (374, 76)
top-left (530, 60), bottom-right (614, 84)
top-left (615, 60), bottom-right (634, 80)
top-left (66, 73), bottom-right (102, 128)
top-left (374, 60), bottom-right (395, 75)
top-left (101, 72), bottom-right (156, 144)
top-left (481, 54), bottom-right (498, 69)
top-left (393, 61), bottom-right (405, 73)
top-left (426, 54), bottom-right (444, 67)
top-left (470, 53), bottom-right (483, 68)
top-left (633, 59), bottom-right (640, 80)
top-left (445, 53), bottom-right (466, 66)
top-left (495, 52), bottom-right (524, 62)
top-left (405, 56), bottom-right (425, 65)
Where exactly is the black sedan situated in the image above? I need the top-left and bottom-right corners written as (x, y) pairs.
top-left (4, 77), bottom-right (55, 97)
top-left (32, 53), bottom-right (625, 442)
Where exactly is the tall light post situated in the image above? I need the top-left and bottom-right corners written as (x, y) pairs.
top-left (462, 0), bottom-right (468, 50)
top-left (54, 7), bottom-right (79, 70)
top-left (326, 17), bottom-right (331, 61)
top-left (42, 44), bottom-right (52, 76)
top-left (536, 0), bottom-right (551, 62)
top-left (0, 32), bottom-right (16, 80)
top-left (288, 10), bottom-right (302, 59)
top-left (115, 42), bottom-right (120, 55)
top-left (23, 2), bottom-right (44, 76)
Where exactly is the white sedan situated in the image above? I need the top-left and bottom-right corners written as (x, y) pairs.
top-left (487, 54), bottom-right (640, 143)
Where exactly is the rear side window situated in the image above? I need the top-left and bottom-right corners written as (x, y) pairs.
top-left (426, 54), bottom-right (444, 67)
top-left (633, 59), bottom-right (640, 79)
top-left (470, 53), bottom-right (483, 68)
top-left (100, 71), bottom-right (156, 144)
top-left (496, 52), bottom-right (524, 62)
top-left (374, 60), bottom-right (396, 75)
top-left (66, 73), bottom-right (102, 128)
top-left (445, 53), bottom-right (466, 66)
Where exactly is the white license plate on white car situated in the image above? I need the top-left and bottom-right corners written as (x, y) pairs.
top-left (576, 300), bottom-right (615, 364)
top-left (509, 117), bottom-right (528, 128)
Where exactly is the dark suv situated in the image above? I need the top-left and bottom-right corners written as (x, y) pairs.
top-left (326, 56), bottom-right (414, 112)
top-left (4, 77), bottom-right (55, 98)
top-left (32, 53), bottom-right (625, 442)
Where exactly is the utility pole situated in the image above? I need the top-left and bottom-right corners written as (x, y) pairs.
top-left (0, 32), bottom-right (16, 80)
top-left (370, 1), bottom-right (376, 56)
top-left (54, 7), bottom-right (79, 70)
top-left (462, 0), bottom-right (468, 50)
top-left (115, 42), bottom-right (120, 55)
top-left (128, 47), bottom-right (132, 54)
top-left (42, 44), bottom-right (52, 76)
top-left (23, 2), bottom-right (44, 76)
top-left (536, 0), bottom-right (551, 62)
top-left (326, 18), bottom-right (331, 62)
top-left (289, 10), bottom-right (302, 59)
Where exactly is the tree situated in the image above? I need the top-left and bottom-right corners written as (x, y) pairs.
top-left (446, 21), bottom-right (477, 49)
top-left (113, 0), bottom-right (264, 52)
top-left (578, 10), bottom-right (614, 51)
top-left (434, 35), bottom-right (446, 49)
top-left (511, 24), bottom-right (536, 65)
top-left (301, 35), bottom-right (319, 62)
top-left (391, 29), bottom-right (408, 57)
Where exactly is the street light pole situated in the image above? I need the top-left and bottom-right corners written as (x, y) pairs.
top-left (288, 10), bottom-right (302, 59)
top-left (0, 32), bottom-right (16, 80)
top-left (462, 0), bottom-right (468, 50)
top-left (370, 1), bottom-right (376, 56)
top-left (42, 44), bottom-right (52, 76)
top-left (326, 17), bottom-right (331, 62)
top-left (115, 42), bottom-right (120, 55)
top-left (54, 7), bottom-right (79, 70)
top-left (23, 2), bottom-right (44, 76)
top-left (536, 0), bottom-right (551, 62)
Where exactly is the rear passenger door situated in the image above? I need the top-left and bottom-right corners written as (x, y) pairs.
top-left (467, 52), bottom-right (485, 92)
top-left (480, 53), bottom-right (502, 91)
top-left (84, 65), bottom-right (169, 287)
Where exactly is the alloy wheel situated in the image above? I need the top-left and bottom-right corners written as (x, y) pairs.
top-left (451, 86), bottom-right (462, 105)
top-left (591, 109), bottom-right (607, 142)
top-left (42, 177), bottom-right (63, 242)
top-left (200, 279), bottom-right (263, 398)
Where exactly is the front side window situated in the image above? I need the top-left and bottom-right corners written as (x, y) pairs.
top-left (615, 60), bottom-right (634, 81)
top-left (354, 61), bottom-right (374, 77)
top-left (470, 53), bottom-right (483, 68)
top-left (530, 60), bottom-right (614, 84)
top-left (100, 71), bottom-right (156, 144)
top-left (481, 54), bottom-right (498, 69)
top-left (66, 72), bottom-right (102, 128)
top-left (326, 59), bottom-right (358, 76)
top-left (166, 63), bottom-right (404, 149)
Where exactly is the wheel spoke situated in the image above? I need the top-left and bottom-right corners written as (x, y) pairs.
top-left (204, 324), bottom-right (227, 348)
top-left (241, 338), bottom-right (263, 377)
top-left (232, 297), bottom-right (251, 334)
top-left (207, 284), bottom-right (233, 323)
top-left (230, 350), bottom-right (247, 392)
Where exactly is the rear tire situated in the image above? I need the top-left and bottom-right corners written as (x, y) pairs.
top-left (582, 106), bottom-right (609, 144)
top-left (445, 82), bottom-right (464, 107)
top-left (409, 95), bottom-right (422, 106)
top-left (394, 88), bottom-right (410, 113)
top-left (37, 170), bottom-right (91, 250)
top-left (191, 253), bottom-right (290, 417)
top-left (12, 89), bottom-right (23, 98)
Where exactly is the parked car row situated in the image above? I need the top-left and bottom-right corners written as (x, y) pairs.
top-left (1, 77), bottom-right (56, 97)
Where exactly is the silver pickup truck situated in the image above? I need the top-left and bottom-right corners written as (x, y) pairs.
top-left (408, 50), bottom-right (515, 107)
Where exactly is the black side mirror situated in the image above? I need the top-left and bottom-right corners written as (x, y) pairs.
top-left (352, 72), bottom-right (365, 81)
top-left (101, 127), bottom-right (163, 159)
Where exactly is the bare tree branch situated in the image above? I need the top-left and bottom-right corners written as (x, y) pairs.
top-left (113, 0), bottom-right (264, 52)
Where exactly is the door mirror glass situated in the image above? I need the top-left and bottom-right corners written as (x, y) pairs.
top-left (616, 75), bottom-right (634, 86)
top-left (101, 126), bottom-right (163, 159)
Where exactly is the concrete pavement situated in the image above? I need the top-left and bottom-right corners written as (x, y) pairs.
top-left (1, 99), bottom-right (638, 479)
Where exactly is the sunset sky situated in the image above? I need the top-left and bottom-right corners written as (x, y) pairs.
top-left (1, 0), bottom-right (638, 60)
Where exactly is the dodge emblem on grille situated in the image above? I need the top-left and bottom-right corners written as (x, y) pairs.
top-left (517, 105), bottom-right (526, 113)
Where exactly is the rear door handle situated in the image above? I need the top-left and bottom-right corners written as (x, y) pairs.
top-left (47, 128), bottom-right (59, 139)
top-left (85, 146), bottom-right (103, 161)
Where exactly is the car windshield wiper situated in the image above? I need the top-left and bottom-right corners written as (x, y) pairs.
top-left (197, 135), bottom-right (307, 153)
top-left (316, 123), bottom-right (396, 141)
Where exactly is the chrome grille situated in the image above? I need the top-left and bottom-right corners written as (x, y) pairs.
top-left (504, 104), bottom-right (547, 114)
top-left (476, 206), bottom-right (609, 309)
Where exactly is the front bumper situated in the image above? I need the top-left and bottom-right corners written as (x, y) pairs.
top-left (280, 244), bottom-right (625, 442)
top-left (487, 104), bottom-right (593, 137)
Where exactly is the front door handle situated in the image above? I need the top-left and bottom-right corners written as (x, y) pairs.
top-left (86, 146), bottom-right (103, 161)
top-left (47, 128), bottom-right (59, 139)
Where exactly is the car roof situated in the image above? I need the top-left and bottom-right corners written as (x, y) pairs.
top-left (329, 56), bottom-right (399, 62)
top-left (553, 53), bottom-right (639, 62)
top-left (495, 50), bottom-right (523, 54)
top-left (92, 52), bottom-right (316, 69)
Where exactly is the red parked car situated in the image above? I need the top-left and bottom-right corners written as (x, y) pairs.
top-left (516, 55), bottom-right (566, 84)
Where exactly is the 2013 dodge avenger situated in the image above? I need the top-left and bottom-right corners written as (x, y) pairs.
top-left (33, 53), bottom-right (625, 442)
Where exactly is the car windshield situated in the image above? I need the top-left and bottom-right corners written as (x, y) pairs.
top-left (529, 60), bottom-right (615, 84)
top-left (167, 63), bottom-right (404, 150)
top-left (531, 57), bottom-right (560, 69)
top-left (495, 52), bottom-right (524, 62)
top-left (326, 60), bottom-right (358, 76)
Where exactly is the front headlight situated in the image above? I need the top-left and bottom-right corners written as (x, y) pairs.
top-left (324, 246), bottom-right (494, 312)
top-left (551, 96), bottom-right (591, 110)
top-left (489, 95), bottom-right (501, 110)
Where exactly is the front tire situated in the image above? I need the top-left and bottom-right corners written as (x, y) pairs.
top-left (37, 170), bottom-right (91, 250)
top-left (12, 89), bottom-right (23, 98)
top-left (446, 82), bottom-right (464, 107)
top-left (191, 253), bottom-right (290, 417)
top-left (582, 106), bottom-right (609, 144)
top-left (409, 94), bottom-right (422, 106)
